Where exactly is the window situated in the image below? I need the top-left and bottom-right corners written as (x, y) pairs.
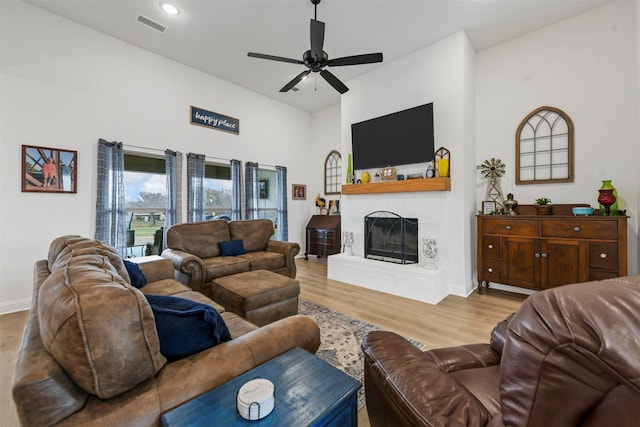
top-left (324, 150), bottom-right (341, 194)
top-left (257, 169), bottom-right (278, 235)
top-left (124, 153), bottom-right (166, 256)
top-left (516, 106), bottom-right (574, 184)
top-left (204, 163), bottom-right (232, 220)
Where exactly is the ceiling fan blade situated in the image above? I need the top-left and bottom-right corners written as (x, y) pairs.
top-left (248, 52), bottom-right (304, 65)
top-left (280, 70), bottom-right (311, 92)
top-left (310, 19), bottom-right (325, 62)
top-left (320, 69), bottom-right (349, 94)
top-left (327, 53), bottom-right (383, 67)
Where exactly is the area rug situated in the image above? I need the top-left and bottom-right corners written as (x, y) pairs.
top-left (298, 299), bottom-right (424, 410)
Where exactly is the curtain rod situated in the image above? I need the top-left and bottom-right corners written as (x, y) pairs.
top-left (205, 155), bottom-right (232, 163)
top-left (124, 144), bottom-right (169, 154)
top-left (124, 144), bottom-right (279, 168)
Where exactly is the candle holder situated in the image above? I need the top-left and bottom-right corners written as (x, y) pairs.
top-left (597, 189), bottom-right (616, 216)
top-left (423, 238), bottom-right (438, 270)
top-left (343, 231), bottom-right (354, 256)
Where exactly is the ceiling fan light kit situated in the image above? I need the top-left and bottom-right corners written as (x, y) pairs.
top-left (248, 0), bottom-right (383, 94)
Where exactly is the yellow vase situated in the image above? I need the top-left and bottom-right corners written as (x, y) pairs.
top-left (437, 159), bottom-right (449, 177)
top-left (361, 172), bottom-right (370, 183)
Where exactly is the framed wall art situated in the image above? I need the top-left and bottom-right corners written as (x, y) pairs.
top-left (22, 145), bottom-right (77, 193)
top-left (292, 184), bottom-right (306, 200)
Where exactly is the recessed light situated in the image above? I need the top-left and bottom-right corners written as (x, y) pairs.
top-left (159, 2), bottom-right (179, 15)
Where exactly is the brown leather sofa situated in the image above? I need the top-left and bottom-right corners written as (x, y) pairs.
top-left (362, 276), bottom-right (640, 426)
top-left (162, 219), bottom-right (299, 294)
top-left (13, 236), bottom-right (320, 427)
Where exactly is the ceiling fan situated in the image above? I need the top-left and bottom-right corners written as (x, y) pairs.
top-left (247, 0), bottom-right (383, 94)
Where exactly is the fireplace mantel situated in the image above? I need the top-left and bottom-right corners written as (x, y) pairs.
top-left (341, 178), bottom-right (450, 195)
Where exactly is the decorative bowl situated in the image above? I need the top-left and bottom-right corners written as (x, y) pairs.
top-left (572, 207), bottom-right (594, 216)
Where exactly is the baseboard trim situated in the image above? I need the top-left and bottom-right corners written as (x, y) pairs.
top-left (0, 298), bottom-right (31, 315)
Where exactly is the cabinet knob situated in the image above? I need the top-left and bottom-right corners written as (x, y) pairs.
top-left (535, 253), bottom-right (540, 258)
top-left (487, 268), bottom-right (493, 273)
top-left (541, 253), bottom-right (547, 258)
top-left (574, 226), bottom-right (581, 232)
top-left (600, 253), bottom-right (607, 259)
top-left (505, 225), bottom-right (512, 230)
top-left (488, 244), bottom-right (493, 249)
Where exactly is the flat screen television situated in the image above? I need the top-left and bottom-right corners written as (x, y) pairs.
top-left (351, 103), bottom-right (434, 170)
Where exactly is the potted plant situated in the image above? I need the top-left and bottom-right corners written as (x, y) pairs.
top-left (535, 198), bottom-right (553, 215)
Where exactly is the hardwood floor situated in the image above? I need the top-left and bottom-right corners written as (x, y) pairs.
top-left (0, 258), bottom-right (526, 427)
top-left (0, 309), bottom-right (28, 427)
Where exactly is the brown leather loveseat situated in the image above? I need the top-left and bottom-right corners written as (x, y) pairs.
top-left (13, 236), bottom-right (320, 426)
top-left (362, 276), bottom-right (640, 426)
top-left (162, 219), bottom-right (299, 294)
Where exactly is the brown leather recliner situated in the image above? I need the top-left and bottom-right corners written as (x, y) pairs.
top-left (361, 276), bottom-right (640, 426)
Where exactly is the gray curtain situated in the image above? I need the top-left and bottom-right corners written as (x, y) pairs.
top-left (95, 139), bottom-right (126, 256)
top-left (244, 162), bottom-right (259, 220)
top-left (230, 159), bottom-right (242, 221)
top-left (165, 149), bottom-right (182, 247)
top-left (276, 165), bottom-right (288, 241)
top-left (187, 153), bottom-right (205, 222)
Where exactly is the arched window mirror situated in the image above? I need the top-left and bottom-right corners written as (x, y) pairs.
top-left (516, 106), bottom-right (574, 184)
top-left (324, 150), bottom-right (341, 195)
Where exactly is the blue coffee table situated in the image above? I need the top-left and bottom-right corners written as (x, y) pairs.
top-left (161, 347), bottom-right (361, 427)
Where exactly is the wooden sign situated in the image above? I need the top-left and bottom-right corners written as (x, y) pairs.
top-left (380, 167), bottom-right (397, 180)
top-left (190, 105), bottom-right (239, 135)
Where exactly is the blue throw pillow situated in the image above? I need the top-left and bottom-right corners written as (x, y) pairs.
top-left (218, 239), bottom-right (246, 256)
top-left (123, 259), bottom-right (147, 289)
top-left (145, 294), bottom-right (232, 361)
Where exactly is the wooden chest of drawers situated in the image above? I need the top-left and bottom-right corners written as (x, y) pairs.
top-left (305, 215), bottom-right (341, 259)
top-left (477, 214), bottom-right (627, 292)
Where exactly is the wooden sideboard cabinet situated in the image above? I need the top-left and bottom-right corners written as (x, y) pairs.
top-left (477, 214), bottom-right (627, 293)
top-left (305, 215), bottom-right (341, 259)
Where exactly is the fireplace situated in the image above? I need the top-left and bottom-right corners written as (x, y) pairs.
top-left (364, 211), bottom-right (418, 264)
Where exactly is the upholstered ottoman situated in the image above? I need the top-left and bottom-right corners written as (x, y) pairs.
top-left (210, 270), bottom-right (299, 326)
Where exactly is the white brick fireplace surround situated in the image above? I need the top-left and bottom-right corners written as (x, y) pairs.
top-left (328, 189), bottom-right (455, 305)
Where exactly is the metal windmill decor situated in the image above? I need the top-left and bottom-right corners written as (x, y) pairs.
top-left (478, 158), bottom-right (506, 209)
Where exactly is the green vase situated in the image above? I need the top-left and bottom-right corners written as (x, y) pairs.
top-left (598, 180), bottom-right (618, 215)
top-left (346, 154), bottom-right (354, 184)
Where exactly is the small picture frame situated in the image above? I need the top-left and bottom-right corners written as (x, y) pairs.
top-left (328, 199), bottom-right (340, 215)
top-left (292, 184), bottom-right (306, 200)
top-left (482, 201), bottom-right (497, 215)
top-left (22, 144), bottom-right (77, 193)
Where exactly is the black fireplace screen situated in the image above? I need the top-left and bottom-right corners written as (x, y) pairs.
top-left (364, 211), bottom-right (418, 264)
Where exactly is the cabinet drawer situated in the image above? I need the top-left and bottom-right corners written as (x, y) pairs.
top-left (589, 242), bottom-right (618, 270)
top-left (589, 269), bottom-right (619, 281)
top-left (542, 220), bottom-right (617, 239)
top-left (480, 258), bottom-right (501, 282)
top-left (482, 236), bottom-right (501, 258)
top-left (483, 219), bottom-right (538, 236)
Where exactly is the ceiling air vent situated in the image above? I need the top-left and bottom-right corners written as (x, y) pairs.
top-left (136, 14), bottom-right (167, 33)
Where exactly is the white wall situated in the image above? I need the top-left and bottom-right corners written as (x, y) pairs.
top-left (339, 31), bottom-right (477, 297)
top-left (0, 1), bottom-right (313, 313)
top-left (476, 0), bottom-right (639, 278)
